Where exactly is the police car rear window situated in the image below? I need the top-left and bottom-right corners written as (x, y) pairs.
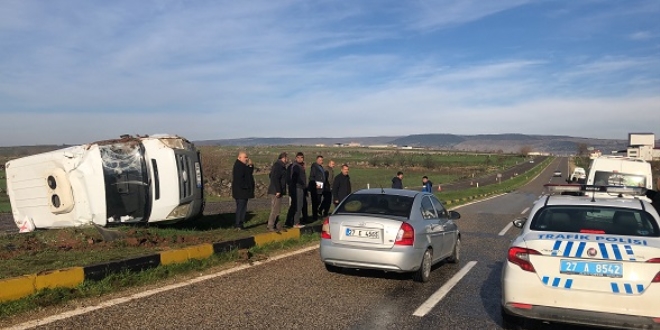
top-left (530, 206), bottom-right (660, 237)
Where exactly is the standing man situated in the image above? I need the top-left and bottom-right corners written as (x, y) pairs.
top-left (308, 155), bottom-right (325, 221)
top-left (332, 164), bottom-right (352, 206)
top-left (232, 151), bottom-right (255, 230)
top-left (421, 176), bottom-right (433, 192)
top-left (320, 160), bottom-right (335, 217)
top-left (285, 152), bottom-right (307, 229)
top-left (267, 152), bottom-right (288, 231)
top-left (391, 171), bottom-right (404, 189)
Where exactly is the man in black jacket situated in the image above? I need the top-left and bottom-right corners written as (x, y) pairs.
top-left (267, 152), bottom-right (288, 231)
top-left (308, 155), bottom-right (325, 221)
top-left (332, 164), bottom-right (352, 205)
top-left (320, 160), bottom-right (335, 217)
top-left (232, 151), bottom-right (255, 230)
top-left (391, 171), bottom-right (404, 189)
top-left (285, 152), bottom-right (307, 229)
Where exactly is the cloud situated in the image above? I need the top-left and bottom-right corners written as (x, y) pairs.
top-left (0, 1), bottom-right (659, 146)
top-left (408, 0), bottom-right (530, 31)
top-left (629, 31), bottom-right (653, 40)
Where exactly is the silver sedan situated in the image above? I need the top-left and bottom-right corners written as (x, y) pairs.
top-left (320, 188), bottom-right (461, 282)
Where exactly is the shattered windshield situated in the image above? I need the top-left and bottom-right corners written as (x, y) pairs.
top-left (100, 142), bottom-right (149, 222)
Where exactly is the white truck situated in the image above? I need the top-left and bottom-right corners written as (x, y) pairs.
top-left (5, 134), bottom-right (205, 232)
top-left (585, 156), bottom-right (653, 190)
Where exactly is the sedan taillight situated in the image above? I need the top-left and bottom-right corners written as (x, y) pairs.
top-left (321, 218), bottom-right (331, 239)
top-left (394, 222), bottom-right (414, 246)
top-left (646, 258), bottom-right (660, 283)
top-left (507, 247), bottom-right (541, 273)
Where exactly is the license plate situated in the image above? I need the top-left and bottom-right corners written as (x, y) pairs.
top-left (195, 162), bottom-right (202, 188)
top-left (345, 228), bottom-right (380, 239)
top-left (560, 260), bottom-right (623, 278)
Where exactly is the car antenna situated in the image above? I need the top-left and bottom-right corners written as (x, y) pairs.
top-left (590, 185), bottom-right (596, 203)
top-left (378, 184), bottom-right (385, 194)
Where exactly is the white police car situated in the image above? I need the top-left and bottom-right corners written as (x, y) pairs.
top-left (502, 185), bottom-right (660, 329)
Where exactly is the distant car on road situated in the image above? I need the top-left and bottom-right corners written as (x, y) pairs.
top-left (320, 188), bottom-right (461, 282)
top-left (553, 170), bottom-right (562, 177)
top-left (502, 184), bottom-right (660, 329)
top-left (569, 167), bottom-right (587, 182)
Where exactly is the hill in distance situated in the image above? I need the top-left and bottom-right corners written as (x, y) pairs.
top-left (195, 133), bottom-right (643, 155)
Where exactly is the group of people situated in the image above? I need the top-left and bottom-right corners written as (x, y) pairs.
top-left (390, 171), bottom-right (435, 192)
top-left (232, 151), bottom-right (438, 231)
top-left (231, 151), bottom-right (352, 231)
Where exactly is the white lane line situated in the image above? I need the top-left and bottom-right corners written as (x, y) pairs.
top-left (448, 193), bottom-right (508, 211)
top-left (412, 261), bottom-right (478, 317)
top-left (6, 245), bottom-right (320, 330)
top-left (499, 207), bottom-right (529, 236)
top-left (498, 222), bottom-right (514, 236)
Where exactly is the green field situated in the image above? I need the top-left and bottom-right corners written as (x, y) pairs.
top-left (0, 169), bottom-right (9, 213)
top-left (201, 146), bottom-right (528, 197)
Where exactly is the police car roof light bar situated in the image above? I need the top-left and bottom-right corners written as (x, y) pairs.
top-left (543, 184), bottom-right (582, 194)
top-left (543, 184), bottom-right (646, 197)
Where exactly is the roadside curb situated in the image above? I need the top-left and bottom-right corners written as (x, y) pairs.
top-left (0, 224), bottom-right (322, 303)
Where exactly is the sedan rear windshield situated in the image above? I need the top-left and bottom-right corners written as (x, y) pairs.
top-left (530, 206), bottom-right (660, 237)
top-left (335, 194), bottom-right (414, 218)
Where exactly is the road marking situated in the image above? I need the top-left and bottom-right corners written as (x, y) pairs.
top-left (412, 261), bottom-right (477, 317)
top-left (6, 245), bottom-right (320, 330)
top-left (498, 222), bottom-right (514, 236)
top-left (449, 193), bottom-right (507, 210)
top-left (499, 205), bottom-right (529, 237)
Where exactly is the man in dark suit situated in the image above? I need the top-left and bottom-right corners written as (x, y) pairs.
top-left (333, 164), bottom-right (352, 206)
top-left (232, 151), bottom-right (255, 230)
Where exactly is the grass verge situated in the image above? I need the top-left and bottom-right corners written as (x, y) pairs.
top-left (0, 209), bottom-right (322, 279)
top-left (437, 156), bottom-right (554, 206)
top-left (0, 168), bottom-right (9, 213)
top-left (0, 232), bottom-right (320, 321)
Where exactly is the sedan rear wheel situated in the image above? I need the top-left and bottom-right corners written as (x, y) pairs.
top-left (413, 249), bottom-right (432, 282)
top-left (447, 238), bottom-right (460, 264)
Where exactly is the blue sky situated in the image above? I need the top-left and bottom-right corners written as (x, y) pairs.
top-left (1, 0), bottom-right (659, 146)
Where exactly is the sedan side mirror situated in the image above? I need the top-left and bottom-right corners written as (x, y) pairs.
top-left (512, 217), bottom-right (527, 228)
top-left (448, 210), bottom-right (461, 220)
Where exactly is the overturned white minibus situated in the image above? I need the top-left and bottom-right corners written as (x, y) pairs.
top-left (5, 134), bottom-right (204, 231)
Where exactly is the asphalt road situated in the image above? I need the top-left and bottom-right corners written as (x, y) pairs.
top-left (5, 157), bottom-right (601, 330)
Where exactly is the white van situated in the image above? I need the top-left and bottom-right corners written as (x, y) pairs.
top-left (5, 134), bottom-right (204, 231)
top-left (585, 156), bottom-right (653, 190)
top-left (569, 167), bottom-right (586, 182)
